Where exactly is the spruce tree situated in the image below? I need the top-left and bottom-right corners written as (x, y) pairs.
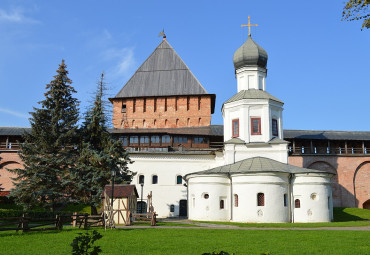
top-left (10, 60), bottom-right (79, 211)
top-left (75, 72), bottom-right (132, 214)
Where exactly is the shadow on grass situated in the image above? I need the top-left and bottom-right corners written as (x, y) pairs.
top-left (333, 207), bottom-right (370, 222)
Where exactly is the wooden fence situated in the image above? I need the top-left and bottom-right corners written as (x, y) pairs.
top-left (0, 213), bottom-right (104, 233)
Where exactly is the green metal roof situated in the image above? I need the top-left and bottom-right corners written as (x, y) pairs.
top-left (233, 35), bottom-right (268, 69)
top-left (224, 89), bottom-right (284, 105)
top-left (185, 156), bottom-right (332, 178)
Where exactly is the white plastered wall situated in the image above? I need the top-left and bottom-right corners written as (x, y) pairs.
top-left (187, 175), bottom-right (231, 221)
top-left (129, 153), bottom-right (224, 218)
top-left (232, 173), bottom-right (290, 223)
top-left (292, 173), bottom-right (333, 222)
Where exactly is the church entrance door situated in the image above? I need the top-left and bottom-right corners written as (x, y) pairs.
top-left (179, 200), bottom-right (187, 217)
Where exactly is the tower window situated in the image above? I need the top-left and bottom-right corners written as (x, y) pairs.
top-left (154, 98), bottom-right (157, 112)
top-left (251, 118), bottom-right (261, 135)
top-left (162, 135), bottom-right (170, 144)
top-left (130, 136), bottom-right (138, 144)
top-left (133, 99), bottom-right (136, 113)
top-left (198, 96), bottom-right (201, 110)
top-left (152, 175), bottom-right (158, 184)
top-left (295, 199), bottom-right (301, 208)
top-left (257, 193), bottom-right (265, 206)
top-left (121, 102), bottom-right (127, 113)
top-left (143, 98), bottom-right (146, 112)
top-left (232, 119), bottom-right (239, 137)
top-left (165, 98), bottom-right (167, 111)
top-left (187, 96), bottom-right (190, 111)
top-left (151, 135), bottom-right (160, 144)
top-left (170, 204), bottom-right (175, 212)
top-left (272, 119), bottom-right (278, 136)
top-left (140, 136), bottom-right (149, 145)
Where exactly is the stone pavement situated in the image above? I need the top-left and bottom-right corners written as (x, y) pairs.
top-left (116, 219), bottom-right (370, 231)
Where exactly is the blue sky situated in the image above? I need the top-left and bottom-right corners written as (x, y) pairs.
top-left (0, 1), bottom-right (369, 131)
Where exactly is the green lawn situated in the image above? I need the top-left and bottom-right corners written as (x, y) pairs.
top-left (0, 228), bottom-right (369, 255)
top-left (194, 207), bottom-right (370, 228)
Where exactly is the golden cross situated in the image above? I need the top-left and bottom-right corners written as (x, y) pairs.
top-left (241, 16), bottom-right (258, 36)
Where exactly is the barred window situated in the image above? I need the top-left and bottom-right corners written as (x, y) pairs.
top-left (295, 199), bottom-right (301, 208)
top-left (234, 194), bottom-right (239, 207)
top-left (257, 193), bottom-right (265, 206)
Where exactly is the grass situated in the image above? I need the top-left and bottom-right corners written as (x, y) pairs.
top-left (0, 227), bottom-right (369, 255)
top-left (194, 207), bottom-right (370, 228)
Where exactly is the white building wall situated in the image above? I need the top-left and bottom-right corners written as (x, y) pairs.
top-left (129, 153), bottom-right (224, 218)
top-left (188, 175), bottom-right (231, 221)
top-left (232, 173), bottom-right (290, 223)
top-left (235, 66), bottom-right (267, 91)
top-left (292, 174), bottom-right (333, 222)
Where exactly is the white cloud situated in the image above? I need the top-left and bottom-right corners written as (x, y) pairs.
top-left (0, 108), bottom-right (29, 119)
top-left (0, 7), bottom-right (39, 24)
top-left (103, 47), bottom-right (136, 79)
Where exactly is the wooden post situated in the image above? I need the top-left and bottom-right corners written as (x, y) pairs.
top-left (22, 214), bottom-right (29, 233)
top-left (84, 214), bottom-right (88, 229)
top-left (345, 141), bottom-right (348, 154)
top-left (72, 212), bottom-right (77, 227)
top-left (292, 140), bottom-right (296, 154)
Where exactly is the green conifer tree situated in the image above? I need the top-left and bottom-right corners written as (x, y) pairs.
top-left (10, 60), bottom-right (80, 211)
top-left (75, 72), bottom-right (132, 214)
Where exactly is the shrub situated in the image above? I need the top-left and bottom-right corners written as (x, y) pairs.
top-left (71, 230), bottom-right (103, 255)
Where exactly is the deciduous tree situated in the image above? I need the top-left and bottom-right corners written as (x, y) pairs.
top-left (342, 0), bottom-right (370, 30)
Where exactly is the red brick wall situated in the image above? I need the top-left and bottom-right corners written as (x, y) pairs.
top-left (0, 151), bottom-right (23, 192)
top-left (112, 95), bottom-right (212, 129)
top-left (289, 155), bottom-right (370, 209)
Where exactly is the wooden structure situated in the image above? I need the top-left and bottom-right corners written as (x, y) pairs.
top-left (0, 213), bottom-right (104, 233)
top-left (102, 184), bottom-right (138, 228)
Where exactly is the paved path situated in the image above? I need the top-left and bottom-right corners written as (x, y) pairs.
top-left (116, 219), bottom-right (370, 231)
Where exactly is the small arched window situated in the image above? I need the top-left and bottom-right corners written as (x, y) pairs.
top-left (220, 200), bottom-right (224, 209)
top-left (170, 204), bottom-right (175, 212)
top-left (152, 175), bottom-right (158, 184)
top-left (138, 175), bottom-right (144, 184)
top-left (257, 193), bottom-right (265, 206)
top-left (295, 199), bottom-right (301, 208)
top-left (234, 194), bottom-right (239, 207)
top-left (176, 175), bottom-right (182, 185)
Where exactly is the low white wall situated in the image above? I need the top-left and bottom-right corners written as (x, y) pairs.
top-left (292, 173), bottom-right (333, 222)
top-left (232, 173), bottom-right (290, 223)
top-left (188, 175), bottom-right (230, 221)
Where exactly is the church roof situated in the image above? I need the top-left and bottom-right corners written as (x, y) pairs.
top-left (114, 39), bottom-right (209, 98)
top-left (233, 35), bottom-right (268, 69)
top-left (185, 156), bottom-right (331, 178)
top-left (224, 89), bottom-right (284, 105)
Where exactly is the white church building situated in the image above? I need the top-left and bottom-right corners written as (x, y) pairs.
top-left (110, 30), bottom-right (334, 223)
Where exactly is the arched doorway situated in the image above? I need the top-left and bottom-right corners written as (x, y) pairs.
top-left (353, 162), bottom-right (370, 208)
top-left (0, 161), bottom-right (22, 192)
top-left (307, 161), bottom-right (340, 207)
top-left (363, 199), bottom-right (370, 210)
